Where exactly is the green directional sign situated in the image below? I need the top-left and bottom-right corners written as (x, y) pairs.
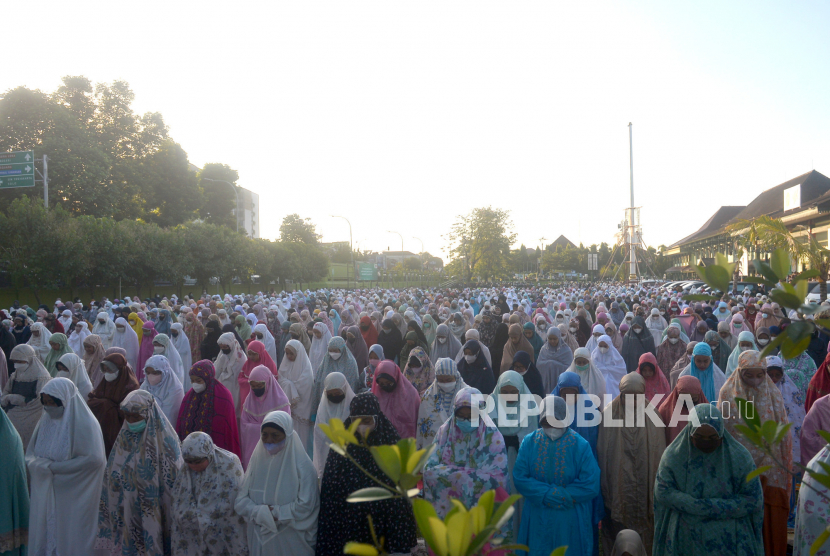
top-left (0, 151), bottom-right (36, 188)
top-left (358, 263), bottom-right (378, 281)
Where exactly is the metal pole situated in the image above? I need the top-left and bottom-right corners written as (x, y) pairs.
top-left (628, 123), bottom-right (636, 281)
top-left (43, 154), bottom-right (49, 208)
top-left (204, 178), bottom-right (239, 233)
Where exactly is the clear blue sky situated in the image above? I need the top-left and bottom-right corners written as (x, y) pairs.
top-left (4, 1), bottom-right (829, 259)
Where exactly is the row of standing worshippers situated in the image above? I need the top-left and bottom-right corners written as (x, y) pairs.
top-left (1, 286), bottom-right (830, 552)
top-left (5, 324), bottom-right (829, 556)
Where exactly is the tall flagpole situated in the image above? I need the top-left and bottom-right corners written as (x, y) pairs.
top-left (628, 123), bottom-right (637, 282)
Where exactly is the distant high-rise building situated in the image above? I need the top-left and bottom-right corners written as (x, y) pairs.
top-left (236, 186), bottom-right (260, 238)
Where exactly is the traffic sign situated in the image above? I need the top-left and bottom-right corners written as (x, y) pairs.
top-left (0, 151), bottom-right (36, 188)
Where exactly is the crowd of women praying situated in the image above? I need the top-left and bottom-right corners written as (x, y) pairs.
top-left (1, 283), bottom-right (830, 555)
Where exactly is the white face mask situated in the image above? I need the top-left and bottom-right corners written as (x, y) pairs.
top-left (599, 347), bottom-right (608, 354)
top-left (437, 381), bottom-right (456, 392)
top-left (116, 327), bottom-right (125, 333)
top-left (762, 313), bottom-right (770, 319)
top-left (438, 337), bottom-right (447, 344)
top-left (329, 351), bottom-right (342, 360)
top-left (153, 346), bottom-right (164, 354)
top-left (464, 354), bottom-right (477, 363)
top-left (569, 327), bottom-right (577, 333)
top-left (56, 370), bottom-right (70, 378)
top-left (147, 373), bottom-right (163, 386)
top-left (544, 427), bottom-right (566, 441)
top-left (669, 337), bottom-right (679, 344)
top-left (192, 382), bottom-right (206, 393)
top-left (632, 327), bottom-right (642, 334)
top-left (757, 338), bottom-right (769, 346)
top-left (104, 370), bottom-right (119, 382)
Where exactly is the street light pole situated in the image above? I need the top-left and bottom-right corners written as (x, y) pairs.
top-left (332, 215), bottom-right (354, 289)
top-left (387, 230), bottom-right (404, 252)
top-left (203, 178), bottom-right (240, 233)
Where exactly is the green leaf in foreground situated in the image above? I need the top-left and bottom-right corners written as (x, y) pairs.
top-left (745, 465), bottom-right (772, 482)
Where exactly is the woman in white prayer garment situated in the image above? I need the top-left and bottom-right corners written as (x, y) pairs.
top-left (25, 377), bottom-right (106, 555)
top-left (235, 409), bottom-right (319, 556)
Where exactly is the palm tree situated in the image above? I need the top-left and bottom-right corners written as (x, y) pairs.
top-left (728, 216), bottom-right (830, 301)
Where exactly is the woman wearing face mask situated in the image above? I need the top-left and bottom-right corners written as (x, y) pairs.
top-left (598, 373), bottom-right (666, 555)
top-left (234, 314), bottom-right (252, 344)
top-left (26, 377), bottom-right (106, 556)
top-left (55, 352), bottom-right (93, 402)
top-left (513, 395), bottom-right (601, 556)
top-left (213, 332), bottom-right (246, 420)
top-left (475, 310), bottom-right (498, 349)
top-left (430, 323), bottom-right (463, 363)
top-left (371, 360), bottom-right (420, 439)
top-left (718, 350), bottom-right (792, 556)
top-left (239, 340), bottom-right (278, 411)
top-left (423, 387), bottom-right (509, 527)
top-left (253, 323), bottom-right (278, 364)
top-left (171, 432), bottom-right (248, 555)
top-left (135, 321), bottom-right (159, 383)
top-left (402, 346), bottom-right (435, 395)
top-left (535, 327), bottom-right (574, 394)
top-left (80, 334), bottom-right (106, 388)
top-left (702, 330), bottom-right (731, 373)
top-left (67, 321), bottom-right (91, 357)
top-left (678, 342), bottom-right (727, 403)
top-left (656, 375), bottom-right (707, 444)
top-left (177, 360), bottom-right (241, 458)
top-left (310, 336), bottom-right (360, 422)
top-left (724, 330), bottom-right (758, 377)
top-left (653, 403), bottom-right (764, 556)
top-left (140, 354), bottom-right (184, 426)
top-left (416, 358), bottom-right (467, 450)
top-left (563, 347), bottom-right (607, 402)
top-left (457, 339), bottom-right (497, 395)
top-left (2, 345), bottom-right (54, 448)
top-left (152, 333), bottom-right (186, 387)
top-left (361, 344), bottom-right (384, 391)
top-left (27, 321), bottom-right (52, 364)
top-left (112, 316), bottom-right (140, 371)
top-left (782, 345), bottom-right (818, 399)
top-left (236, 410), bottom-right (320, 556)
top-left (765, 355), bottom-right (806, 468)
top-left (358, 315), bottom-right (378, 351)
top-left (316, 392), bottom-right (417, 556)
top-left (240, 365), bottom-right (291, 469)
top-left (87, 351), bottom-right (140, 456)
top-left (42, 332), bottom-right (72, 378)
top-left (755, 302), bottom-right (779, 330)
top-left (621, 316), bottom-right (656, 374)
top-left (500, 323), bottom-right (535, 375)
top-left (656, 325), bottom-right (686, 383)
top-left (522, 321), bottom-right (545, 361)
top-left (92, 311), bottom-right (116, 349)
top-left (277, 339), bottom-right (315, 456)
top-left (96, 389), bottom-right (183, 555)
top-left (168, 322), bottom-right (192, 377)
top-left (591, 334), bottom-right (628, 400)
top-left (488, 370), bottom-right (539, 533)
top-left (288, 322), bottom-right (312, 354)
top-left (313, 372), bottom-right (356, 477)
top-left (508, 350), bottom-right (546, 399)
top-left (669, 341), bottom-right (697, 388)
top-left (636, 352), bottom-right (670, 404)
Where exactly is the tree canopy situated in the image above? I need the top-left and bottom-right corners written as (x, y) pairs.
top-left (444, 207), bottom-right (516, 281)
top-left (279, 213), bottom-right (321, 244)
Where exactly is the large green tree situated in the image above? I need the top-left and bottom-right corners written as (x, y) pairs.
top-left (280, 214), bottom-right (321, 244)
top-left (444, 207), bottom-right (516, 281)
top-left (197, 163), bottom-right (240, 230)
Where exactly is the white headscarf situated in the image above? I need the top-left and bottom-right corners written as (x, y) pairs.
top-left (92, 311), bottom-right (117, 349)
top-left (312, 372), bottom-right (356, 478)
top-left (56, 352), bottom-right (93, 403)
top-left (26, 377), bottom-right (106, 555)
top-left (112, 317), bottom-right (140, 371)
top-left (27, 322), bottom-right (53, 362)
top-left (308, 322), bottom-right (333, 373)
top-left (169, 323), bottom-right (192, 376)
top-left (214, 332), bottom-right (246, 414)
top-left (278, 339), bottom-right (315, 451)
top-left (254, 324), bottom-right (278, 363)
top-left (234, 410), bottom-right (319, 556)
top-left (58, 310), bottom-right (72, 331)
top-left (590, 335), bottom-right (628, 400)
top-left (153, 334), bottom-right (187, 390)
top-left (565, 347), bottom-right (608, 402)
top-left (67, 322), bottom-right (91, 356)
top-left (141, 354), bottom-right (185, 426)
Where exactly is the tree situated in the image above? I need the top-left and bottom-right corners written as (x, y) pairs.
top-left (444, 207), bottom-right (517, 281)
top-left (197, 163), bottom-right (240, 229)
top-left (328, 243), bottom-right (354, 264)
top-left (140, 141), bottom-right (201, 228)
top-left (284, 243), bottom-right (329, 288)
top-left (279, 214), bottom-right (321, 244)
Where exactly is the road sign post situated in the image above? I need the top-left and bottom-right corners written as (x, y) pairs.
top-left (0, 151), bottom-right (36, 188)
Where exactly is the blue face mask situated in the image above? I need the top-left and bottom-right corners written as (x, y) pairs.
top-left (127, 420), bottom-right (147, 434)
top-left (264, 439), bottom-right (287, 455)
top-left (455, 419), bottom-right (477, 434)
